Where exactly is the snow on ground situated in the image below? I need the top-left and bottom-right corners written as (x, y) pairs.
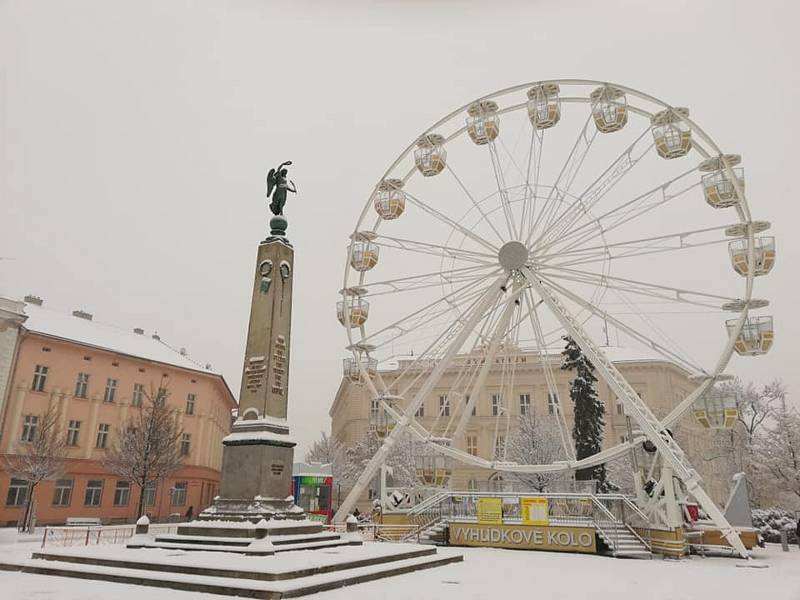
top-left (0, 536), bottom-right (798, 600)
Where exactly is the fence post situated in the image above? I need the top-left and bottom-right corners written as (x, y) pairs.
top-left (780, 530), bottom-right (789, 552)
top-left (84, 528), bottom-right (90, 546)
top-left (40, 527), bottom-right (47, 549)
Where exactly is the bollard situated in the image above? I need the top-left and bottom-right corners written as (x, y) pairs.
top-left (780, 530), bottom-right (789, 552)
top-left (135, 515), bottom-right (150, 536)
top-left (247, 519), bottom-right (275, 554)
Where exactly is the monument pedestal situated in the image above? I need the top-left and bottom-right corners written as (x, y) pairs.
top-left (200, 418), bottom-right (305, 522)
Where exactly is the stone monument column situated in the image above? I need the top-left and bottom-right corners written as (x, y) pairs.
top-left (200, 207), bottom-right (305, 522)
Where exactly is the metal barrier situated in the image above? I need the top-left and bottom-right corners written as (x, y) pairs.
top-left (40, 523), bottom-right (180, 549)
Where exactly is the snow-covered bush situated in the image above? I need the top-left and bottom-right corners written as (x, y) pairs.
top-left (752, 508), bottom-right (798, 543)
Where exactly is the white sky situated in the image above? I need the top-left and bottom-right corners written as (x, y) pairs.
top-left (1, 0), bottom-right (798, 456)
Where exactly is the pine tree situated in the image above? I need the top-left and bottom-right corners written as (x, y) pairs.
top-left (561, 335), bottom-right (608, 492)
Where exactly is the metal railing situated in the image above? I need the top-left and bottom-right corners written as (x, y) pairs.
top-left (39, 523), bottom-right (180, 549)
top-left (402, 490), bottom-right (652, 553)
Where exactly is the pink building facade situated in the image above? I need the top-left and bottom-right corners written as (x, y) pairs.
top-left (0, 296), bottom-right (237, 526)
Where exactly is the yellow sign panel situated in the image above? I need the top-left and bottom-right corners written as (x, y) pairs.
top-left (450, 523), bottom-right (597, 554)
top-left (477, 497), bottom-right (503, 524)
top-left (520, 497), bottom-right (549, 526)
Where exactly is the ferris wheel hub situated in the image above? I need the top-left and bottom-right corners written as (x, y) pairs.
top-left (498, 240), bottom-right (529, 271)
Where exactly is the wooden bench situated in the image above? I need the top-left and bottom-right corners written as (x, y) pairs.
top-left (65, 517), bottom-right (102, 527)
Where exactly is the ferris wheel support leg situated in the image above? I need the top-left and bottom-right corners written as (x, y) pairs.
top-left (333, 275), bottom-right (508, 524)
top-left (520, 266), bottom-right (749, 559)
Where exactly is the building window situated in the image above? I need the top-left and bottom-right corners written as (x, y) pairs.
top-left (156, 387), bottom-right (168, 406)
top-left (143, 481), bottom-right (157, 507)
top-left (467, 478), bottom-right (479, 492)
top-left (186, 393), bottom-right (196, 415)
top-left (369, 399), bottom-right (380, 422)
top-left (104, 379), bottom-right (118, 403)
top-left (547, 392), bottom-right (559, 415)
top-left (491, 394), bottom-right (503, 417)
top-left (616, 398), bottom-right (625, 415)
top-left (132, 383), bottom-right (144, 407)
top-left (415, 403), bottom-right (424, 418)
top-left (84, 480), bottom-right (103, 506)
top-left (96, 423), bottom-right (110, 449)
top-left (52, 479), bottom-right (73, 507)
top-left (439, 395), bottom-right (450, 417)
top-left (66, 420), bottom-right (81, 446)
top-left (6, 478), bottom-right (29, 506)
top-left (21, 415), bottom-right (39, 442)
top-left (180, 433), bottom-right (191, 456)
top-left (32, 365), bottom-right (48, 392)
top-left (466, 435), bottom-right (478, 456)
top-left (465, 394), bottom-right (476, 416)
top-left (113, 481), bottom-right (130, 506)
top-left (494, 435), bottom-right (505, 459)
top-left (519, 394), bottom-right (531, 416)
top-left (171, 481), bottom-right (187, 506)
top-left (75, 373), bottom-right (89, 398)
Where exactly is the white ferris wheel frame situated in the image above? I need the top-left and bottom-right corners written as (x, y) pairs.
top-left (333, 79), bottom-right (761, 558)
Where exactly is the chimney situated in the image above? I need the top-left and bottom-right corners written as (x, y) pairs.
top-left (205, 363), bottom-right (212, 370)
top-left (152, 332), bottom-right (161, 341)
top-left (72, 309), bottom-right (93, 321)
top-left (133, 328), bottom-right (144, 335)
top-left (179, 347), bottom-right (187, 356)
top-left (24, 295), bottom-right (43, 306)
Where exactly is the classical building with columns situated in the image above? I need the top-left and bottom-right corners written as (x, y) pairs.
top-left (0, 295), bottom-right (236, 526)
top-left (330, 347), bottom-right (732, 512)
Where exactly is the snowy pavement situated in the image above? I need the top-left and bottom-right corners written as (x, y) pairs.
top-left (0, 538), bottom-right (798, 600)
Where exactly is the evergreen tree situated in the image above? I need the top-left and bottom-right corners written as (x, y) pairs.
top-left (561, 335), bottom-right (608, 492)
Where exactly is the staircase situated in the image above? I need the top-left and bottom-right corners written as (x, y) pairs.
top-left (417, 522), bottom-right (447, 546)
top-left (596, 523), bottom-right (651, 559)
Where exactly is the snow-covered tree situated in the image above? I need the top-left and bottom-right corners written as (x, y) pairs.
top-left (305, 431), bottom-right (345, 483)
top-left (505, 413), bottom-right (568, 492)
top-left (754, 404), bottom-right (800, 502)
top-left (104, 385), bottom-right (184, 518)
top-left (561, 335), bottom-right (608, 492)
top-left (339, 432), bottom-right (417, 496)
top-left (3, 403), bottom-right (67, 532)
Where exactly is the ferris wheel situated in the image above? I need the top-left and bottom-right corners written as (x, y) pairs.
top-left (333, 79), bottom-right (774, 557)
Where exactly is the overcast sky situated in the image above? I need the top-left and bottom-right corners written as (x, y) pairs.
top-left (2, 0), bottom-right (798, 456)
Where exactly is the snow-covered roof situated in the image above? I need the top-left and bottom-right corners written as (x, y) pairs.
top-left (20, 301), bottom-right (219, 376)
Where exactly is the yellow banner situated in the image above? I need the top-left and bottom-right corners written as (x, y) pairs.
top-left (477, 497), bottom-right (503, 524)
top-left (450, 523), bottom-right (597, 554)
top-left (521, 497), bottom-right (549, 526)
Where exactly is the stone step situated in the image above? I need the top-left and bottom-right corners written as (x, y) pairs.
top-left (1, 549), bottom-right (464, 598)
top-left (29, 545), bottom-right (438, 581)
top-left (154, 532), bottom-right (342, 547)
top-left (129, 537), bottom-right (360, 555)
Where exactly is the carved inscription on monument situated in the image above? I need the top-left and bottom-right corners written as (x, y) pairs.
top-left (244, 355), bottom-right (267, 392)
top-left (271, 335), bottom-right (287, 395)
top-left (271, 462), bottom-right (284, 476)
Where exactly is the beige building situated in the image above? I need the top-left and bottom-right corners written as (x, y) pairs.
top-left (330, 347), bottom-right (731, 510)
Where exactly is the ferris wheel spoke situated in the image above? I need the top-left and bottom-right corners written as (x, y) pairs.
top-left (404, 189), bottom-right (500, 253)
top-left (543, 167), bottom-right (701, 256)
top-left (523, 288), bottom-right (576, 461)
top-left (487, 140), bottom-right (519, 240)
top-left (540, 265), bottom-right (738, 309)
top-left (359, 264), bottom-right (498, 298)
top-left (358, 273), bottom-right (500, 350)
top-left (542, 224), bottom-right (734, 269)
top-left (524, 112), bottom-right (597, 248)
top-left (533, 126), bottom-right (653, 250)
top-left (372, 234), bottom-right (497, 265)
top-left (538, 274), bottom-right (708, 375)
top-left (445, 164), bottom-right (507, 246)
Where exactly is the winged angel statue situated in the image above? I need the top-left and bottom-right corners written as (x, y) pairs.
top-left (266, 160), bottom-right (297, 216)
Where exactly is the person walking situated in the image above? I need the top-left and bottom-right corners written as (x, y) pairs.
top-left (185, 505), bottom-right (194, 521)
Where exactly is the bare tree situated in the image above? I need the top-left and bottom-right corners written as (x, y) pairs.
top-left (505, 413), bottom-right (568, 492)
top-left (104, 385), bottom-right (184, 519)
top-left (339, 432), bottom-right (417, 497)
top-left (3, 403), bottom-right (67, 532)
top-left (730, 378), bottom-right (785, 442)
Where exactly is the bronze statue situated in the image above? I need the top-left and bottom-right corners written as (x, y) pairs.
top-left (266, 161), bottom-right (297, 216)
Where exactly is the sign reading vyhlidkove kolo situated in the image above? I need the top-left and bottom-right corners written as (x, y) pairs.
top-left (449, 522), bottom-right (597, 554)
